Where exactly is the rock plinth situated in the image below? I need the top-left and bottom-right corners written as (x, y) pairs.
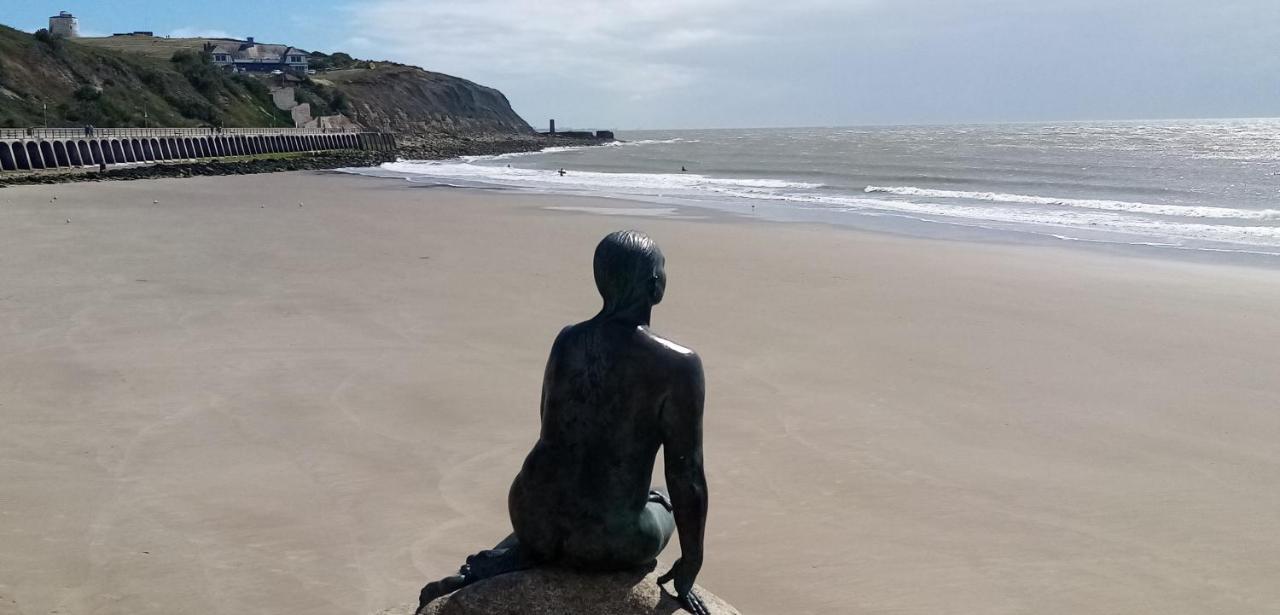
top-left (380, 566), bottom-right (741, 615)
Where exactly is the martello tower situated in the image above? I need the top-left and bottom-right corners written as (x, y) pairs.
top-left (49, 11), bottom-right (79, 38)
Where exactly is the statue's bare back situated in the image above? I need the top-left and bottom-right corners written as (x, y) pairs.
top-left (416, 231), bottom-right (710, 615)
top-left (511, 320), bottom-right (703, 568)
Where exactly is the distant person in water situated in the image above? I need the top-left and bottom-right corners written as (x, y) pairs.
top-left (681, 166), bottom-right (687, 172)
top-left (415, 230), bottom-right (710, 615)
top-left (558, 168), bottom-right (567, 176)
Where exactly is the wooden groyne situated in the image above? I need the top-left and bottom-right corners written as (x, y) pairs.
top-left (0, 128), bottom-right (396, 173)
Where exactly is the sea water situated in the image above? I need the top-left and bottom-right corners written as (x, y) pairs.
top-left (347, 119), bottom-right (1280, 261)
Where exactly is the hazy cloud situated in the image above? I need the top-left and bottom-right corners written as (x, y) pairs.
top-left (344, 0), bottom-right (1280, 129)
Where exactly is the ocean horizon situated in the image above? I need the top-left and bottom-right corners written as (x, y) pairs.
top-left (348, 118), bottom-right (1280, 262)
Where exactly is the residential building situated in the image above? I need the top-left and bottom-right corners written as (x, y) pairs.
top-left (208, 37), bottom-right (309, 74)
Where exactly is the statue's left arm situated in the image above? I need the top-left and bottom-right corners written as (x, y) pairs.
top-left (659, 353), bottom-right (708, 612)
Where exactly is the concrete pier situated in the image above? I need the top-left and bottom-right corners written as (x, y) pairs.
top-left (0, 128), bottom-right (396, 173)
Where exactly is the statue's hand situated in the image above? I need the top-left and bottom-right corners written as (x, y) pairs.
top-left (658, 559), bottom-right (709, 615)
top-left (648, 489), bottom-right (673, 512)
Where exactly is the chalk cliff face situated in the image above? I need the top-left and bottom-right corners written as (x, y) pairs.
top-left (323, 65), bottom-right (534, 135)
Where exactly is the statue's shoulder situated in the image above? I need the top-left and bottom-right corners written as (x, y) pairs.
top-left (553, 323), bottom-right (577, 341)
top-left (551, 322), bottom-right (589, 345)
top-left (639, 327), bottom-right (701, 367)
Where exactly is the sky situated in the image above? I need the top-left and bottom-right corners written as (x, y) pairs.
top-left (10, 1), bottom-right (1280, 129)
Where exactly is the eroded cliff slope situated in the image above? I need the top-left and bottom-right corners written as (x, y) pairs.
top-left (320, 64), bottom-right (533, 135)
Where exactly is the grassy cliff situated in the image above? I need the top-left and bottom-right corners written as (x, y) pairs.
top-left (0, 25), bottom-right (534, 135)
top-left (0, 25), bottom-right (293, 128)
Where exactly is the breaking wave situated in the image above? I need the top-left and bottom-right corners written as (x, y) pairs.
top-left (459, 138), bottom-right (697, 163)
top-left (864, 186), bottom-right (1280, 220)
top-left (380, 160), bottom-right (819, 196)
top-left (355, 159), bottom-right (1280, 251)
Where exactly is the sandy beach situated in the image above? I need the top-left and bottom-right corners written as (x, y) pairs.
top-left (3, 172), bottom-right (1280, 615)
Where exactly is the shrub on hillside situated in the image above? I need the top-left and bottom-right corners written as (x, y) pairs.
top-left (232, 74), bottom-right (270, 99)
top-left (161, 93), bottom-right (218, 124)
top-left (139, 67), bottom-right (169, 91)
top-left (63, 89), bottom-right (132, 126)
top-left (295, 78), bottom-right (350, 116)
top-left (307, 51), bottom-right (362, 72)
top-left (33, 29), bottom-right (67, 56)
top-left (171, 49), bottom-right (224, 96)
top-left (73, 85), bottom-right (101, 102)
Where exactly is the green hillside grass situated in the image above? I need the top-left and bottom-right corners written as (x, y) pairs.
top-left (0, 25), bottom-right (293, 128)
top-left (75, 35), bottom-right (231, 61)
top-left (0, 24), bottom-right (534, 135)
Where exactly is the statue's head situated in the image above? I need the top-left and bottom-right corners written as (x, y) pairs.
top-left (593, 230), bottom-right (666, 317)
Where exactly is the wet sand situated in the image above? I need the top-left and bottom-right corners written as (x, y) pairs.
top-left (2, 172), bottom-right (1280, 614)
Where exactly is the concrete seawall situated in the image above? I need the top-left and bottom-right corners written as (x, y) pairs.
top-left (0, 129), bottom-right (396, 173)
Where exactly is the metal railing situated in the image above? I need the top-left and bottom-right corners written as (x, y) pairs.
top-left (0, 126), bottom-right (360, 140)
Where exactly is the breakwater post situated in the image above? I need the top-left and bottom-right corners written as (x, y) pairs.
top-left (0, 127), bottom-right (395, 174)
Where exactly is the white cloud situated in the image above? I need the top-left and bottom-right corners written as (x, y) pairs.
top-left (344, 0), bottom-right (865, 98)
top-left (168, 27), bottom-right (236, 40)
top-left (339, 0), bottom-right (1280, 128)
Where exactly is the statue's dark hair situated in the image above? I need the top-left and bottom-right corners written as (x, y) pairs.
top-left (593, 230), bottom-right (663, 316)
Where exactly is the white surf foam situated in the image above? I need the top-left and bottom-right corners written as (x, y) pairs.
top-left (864, 185), bottom-right (1280, 220)
top-left (820, 194), bottom-right (1280, 247)
top-left (356, 161), bottom-right (1280, 252)
top-left (381, 160), bottom-right (820, 195)
top-left (457, 137), bottom-right (696, 163)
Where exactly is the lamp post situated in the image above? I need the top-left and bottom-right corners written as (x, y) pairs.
top-left (43, 103), bottom-right (48, 129)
